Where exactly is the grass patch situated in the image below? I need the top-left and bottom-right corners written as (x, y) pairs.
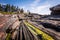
top-left (0, 11), bottom-right (16, 14)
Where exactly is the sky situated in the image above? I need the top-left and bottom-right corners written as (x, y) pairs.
top-left (0, 0), bottom-right (60, 15)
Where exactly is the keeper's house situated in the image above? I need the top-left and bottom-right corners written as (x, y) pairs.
top-left (50, 4), bottom-right (60, 15)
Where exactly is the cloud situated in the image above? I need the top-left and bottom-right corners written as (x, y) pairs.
top-left (30, 4), bottom-right (51, 15)
top-left (0, 3), bottom-right (6, 5)
top-left (30, 0), bottom-right (40, 7)
top-left (28, 0), bottom-right (51, 15)
top-left (20, 0), bottom-right (52, 15)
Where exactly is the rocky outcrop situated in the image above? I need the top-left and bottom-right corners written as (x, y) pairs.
top-left (0, 14), bottom-right (20, 40)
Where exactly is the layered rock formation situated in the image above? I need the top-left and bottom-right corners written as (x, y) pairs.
top-left (0, 15), bottom-right (20, 40)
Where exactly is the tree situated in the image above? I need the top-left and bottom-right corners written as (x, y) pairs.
top-left (20, 8), bottom-right (24, 13)
top-left (27, 10), bottom-right (31, 14)
top-left (0, 4), bottom-right (2, 11)
top-left (16, 6), bottom-right (19, 10)
top-left (11, 5), bottom-right (14, 12)
top-left (11, 5), bottom-right (16, 12)
top-left (5, 4), bottom-right (9, 12)
top-left (8, 4), bottom-right (11, 12)
top-left (0, 4), bottom-right (20, 13)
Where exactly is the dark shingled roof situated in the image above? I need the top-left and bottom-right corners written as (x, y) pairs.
top-left (50, 4), bottom-right (60, 11)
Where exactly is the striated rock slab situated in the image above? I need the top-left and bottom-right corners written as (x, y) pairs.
top-left (0, 15), bottom-right (20, 40)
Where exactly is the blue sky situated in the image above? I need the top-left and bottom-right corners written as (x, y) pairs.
top-left (0, 0), bottom-right (60, 15)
